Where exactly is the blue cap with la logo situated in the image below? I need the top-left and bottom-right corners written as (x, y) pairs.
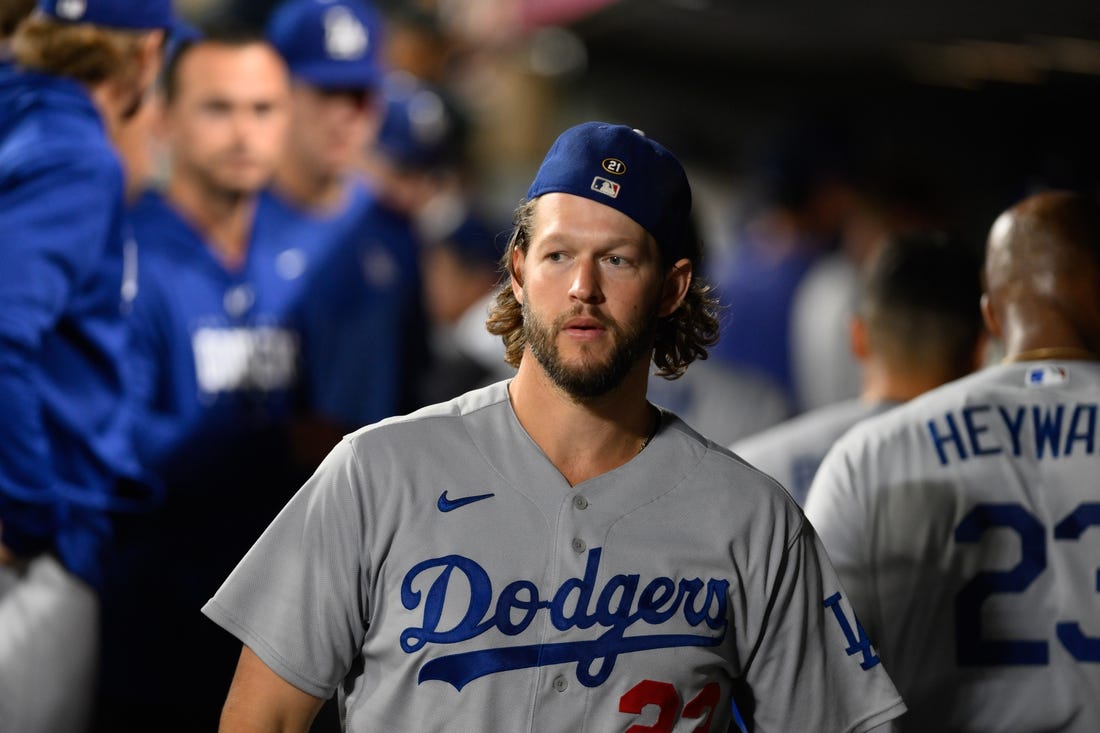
top-left (37, 0), bottom-right (175, 30)
top-left (527, 122), bottom-right (693, 260)
top-left (267, 0), bottom-right (385, 90)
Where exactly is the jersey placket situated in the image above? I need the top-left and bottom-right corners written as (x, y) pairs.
top-left (527, 483), bottom-right (603, 730)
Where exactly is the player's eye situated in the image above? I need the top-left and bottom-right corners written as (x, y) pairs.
top-left (201, 100), bottom-right (232, 116)
top-left (604, 253), bottom-right (638, 269)
top-left (546, 252), bottom-right (566, 262)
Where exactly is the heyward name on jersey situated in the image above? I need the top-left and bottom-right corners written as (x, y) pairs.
top-left (927, 399), bottom-right (1098, 466)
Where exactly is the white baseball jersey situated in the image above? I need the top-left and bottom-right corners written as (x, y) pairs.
top-left (732, 399), bottom-right (896, 505)
top-left (806, 360), bottom-right (1100, 732)
top-left (204, 380), bottom-right (904, 732)
top-left (790, 251), bottom-right (862, 412)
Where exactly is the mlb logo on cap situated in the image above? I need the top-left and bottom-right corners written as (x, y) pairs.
top-left (591, 177), bottom-right (620, 198)
top-left (267, 0), bottom-right (385, 90)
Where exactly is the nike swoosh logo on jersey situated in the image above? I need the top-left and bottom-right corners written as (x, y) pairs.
top-left (437, 491), bottom-right (495, 512)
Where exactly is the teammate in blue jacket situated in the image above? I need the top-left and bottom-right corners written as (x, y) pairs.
top-left (264, 0), bottom-right (428, 429)
top-left (0, 2), bottom-right (169, 731)
top-left (204, 122), bottom-right (906, 732)
top-left (93, 28), bottom-right (299, 733)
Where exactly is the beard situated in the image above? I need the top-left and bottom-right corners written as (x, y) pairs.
top-left (522, 296), bottom-right (659, 400)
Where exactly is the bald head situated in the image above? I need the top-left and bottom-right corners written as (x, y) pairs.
top-left (984, 190), bottom-right (1100, 358)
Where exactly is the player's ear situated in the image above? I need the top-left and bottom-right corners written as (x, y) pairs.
top-left (980, 293), bottom-right (1002, 340)
top-left (849, 316), bottom-right (869, 361)
top-left (510, 241), bottom-right (526, 304)
top-left (657, 257), bottom-right (692, 317)
top-left (970, 328), bottom-right (991, 372)
top-left (135, 29), bottom-right (166, 83)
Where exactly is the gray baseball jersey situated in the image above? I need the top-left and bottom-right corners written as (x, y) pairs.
top-left (204, 381), bottom-right (904, 732)
top-left (806, 360), bottom-right (1100, 732)
top-left (732, 399), bottom-right (897, 505)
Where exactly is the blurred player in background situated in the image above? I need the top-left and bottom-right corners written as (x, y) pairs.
top-left (361, 71), bottom-right (468, 218)
top-left (706, 125), bottom-right (859, 408)
top-left (362, 72), bottom-right (492, 404)
top-left (417, 204), bottom-right (513, 403)
top-left (789, 173), bottom-right (947, 413)
top-left (734, 231), bottom-right (985, 503)
top-left (93, 28), bottom-right (297, 732)
top-left (267, 0), bottom-right (381, 213)
top-left (0, 1), bottom-right (170, 730)
top-left (202, 121), bottom-right (905, 732)
top-left (806, 190), bottom-right (1100, 731)
top-left (264, 0), bottom-right (428, 431)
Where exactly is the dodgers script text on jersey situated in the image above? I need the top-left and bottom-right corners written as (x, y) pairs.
top-left (401, 546), bottom-right (729, 690)
top-left (205, 381), bottom-right (904, 732)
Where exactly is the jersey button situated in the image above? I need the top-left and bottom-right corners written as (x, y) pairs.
top-left (572, 495), bottom-right (588, 510)
top-left (571, 537), bottom-right (586, 553)
top-left (553, 675), bottom-right (568, 692)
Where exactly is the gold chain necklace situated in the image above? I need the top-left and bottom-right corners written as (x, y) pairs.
top-left (638, 407), bottom-right (661, 454)
top-left (1002, 346), bottom-right (1098, 363)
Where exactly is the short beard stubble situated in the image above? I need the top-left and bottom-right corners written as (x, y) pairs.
top-left (522, 296), bottom-right (659, 400)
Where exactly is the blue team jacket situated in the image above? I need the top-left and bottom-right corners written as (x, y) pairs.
top-left (0, 67), bottom-right (151, 589)
top-left (259, 183), bottom-right (429, 428)
top-left (126, 189), bottom-right (307, 484)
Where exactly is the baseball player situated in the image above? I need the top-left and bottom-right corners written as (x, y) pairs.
top-left (94, 29), bottom-right (304, 732)
top-left (203, 122), bottom-right (906, 732)
top-left (263, 0), bottom-right (429, 430)
top-left (0, 2), bottom-right (170, 731)
top-left (805, 190), bottom-right (1100, 731)
top-left (733, 231), bottom-right (985, 504)
top-left (417, 204), bottom-right (515, 404)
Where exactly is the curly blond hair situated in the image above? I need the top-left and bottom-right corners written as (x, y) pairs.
top-left (0, 0), bottom-right (35, 40)
top-left (486, 198), bottom-right (720, 379)
top-left (11, 13), bottom-right (151, 87)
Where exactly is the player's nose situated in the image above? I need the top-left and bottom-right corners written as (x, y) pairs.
top-left (568, 258), bottom-right (604, 304)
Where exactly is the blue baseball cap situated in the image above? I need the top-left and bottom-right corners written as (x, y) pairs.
top-left (267, 0), bottom-right (385, 90)
top-left (441, 210), bottom-right (503, 268)
top-left (527, 121), bottom-right (692, 259)
top-left (375, 76), bottom-right (464, 171)
top-left (38, 0), bottom-right (175, 30)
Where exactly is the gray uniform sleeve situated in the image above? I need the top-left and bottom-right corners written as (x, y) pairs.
top-left (744, 508), bottom-right (905, 733)
top-left (804, 435), bottom-right (880, 643)
top-left (202, 438), bottom-right (369, 698)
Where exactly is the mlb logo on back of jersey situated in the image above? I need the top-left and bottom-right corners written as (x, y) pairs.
top-left (1025, 365), bottom-right (1068, 387)
top-left (591, 177), bottom-right (621, 198)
